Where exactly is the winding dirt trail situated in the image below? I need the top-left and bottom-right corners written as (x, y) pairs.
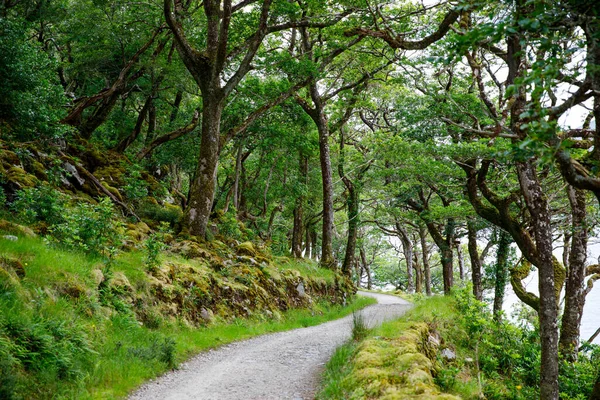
top-left (129, 291), bottom-right (411, 400)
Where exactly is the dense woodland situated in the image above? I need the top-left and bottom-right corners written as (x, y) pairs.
top-left (1, 0), bottom-right (600, 399)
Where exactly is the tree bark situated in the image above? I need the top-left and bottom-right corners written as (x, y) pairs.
top-left (360, 246), bottom-right (372, 290)
top-left (467, 219), bottom-right (483, 301)
top-left (420, 226), bottom-right (432, 296)
top-left (559, 185), bottom-right (588, 361)
top-left (184, 97), bottom-right (223, 237)
top-left (516, 160), bottom-right (559, 400)
top-left (292, 155), bottom-right (308, 258)
top-left (396, 223), bottom-right (414, 293)
top-left (313, 99), bottom-right (335, 269)
top-left (456, 241), bottom-right (465, 281)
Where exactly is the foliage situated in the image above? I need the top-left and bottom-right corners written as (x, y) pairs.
top-left (144, 222), bottom-right (170, 272)
top-left (50, 197), bottom-right (124, 256)
top-left (0, 17), bottom-right (68, 140)
top-left (11, 184), bottom-right (65, 225)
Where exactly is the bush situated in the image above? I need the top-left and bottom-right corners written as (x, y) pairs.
top-left (137, 201), bottom-right (182, 227)
top-left (0, 17), bottom-right (68, 140)
top-left (50, 197), bottom-right (124, 256)
top-left (144, 222), bottom-right (170, 272)
top-left (123, 165), bottom-right (149, 203)
top-left (11, 184), bottom-right (65, 225)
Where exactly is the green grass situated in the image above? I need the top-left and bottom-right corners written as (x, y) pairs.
top-left (316, 342), bottom-right (358, 400)
top-left (0, 233), bottom-right (374, 399)
top-left (274, 257), bottom-right (337, 283)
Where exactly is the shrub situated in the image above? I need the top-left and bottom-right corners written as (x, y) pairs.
top-left (137, 201), bottom-right (182, 227)
top-left (11, 184), bottom-right (64, 225)
top-left (123, 165), bottom-right (148, 203)
top-left (144, 222), bottom-right (170, 272)
top-left (50, 197), bottom-right (124, 256)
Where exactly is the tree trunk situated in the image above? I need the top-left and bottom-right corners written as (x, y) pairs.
top-left (184, 96), bottom-right (223, 237)
top-left (420, 226), bottom-right (432, 296)
top-left (360, 247), bottom-right (372, 290)
top-left (413, 250), bottom-right (423, 293)
top-left (314, 106), bottom-right (335, 268)
top-left (559, 186), bottom-right (588, 361)
top-left (468, 219), bottom-right (483, 301)
top-left (342, 184), bottom-right (359, 277)
top-left (232, 141), bottom-right (243, 210)
top-left (456, 242), bottom-right (465, 281)
top-left (304, 222), bottom-right (312, 259)
top-left (115, 94), bottom-right (153, 153)
top-left (516, 161), bottom-right (559, 400)
top-left (396, 223), bottom-right (414, 293)
top-left (292, 155), bottom-right (307, 258)
top-left (493, 230), bottom-right (511, 320)
top-left (339, 133), bottom-right (360, 277)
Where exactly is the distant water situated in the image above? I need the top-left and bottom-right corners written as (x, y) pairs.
top-left (504, 272), bottom-right (600, 344)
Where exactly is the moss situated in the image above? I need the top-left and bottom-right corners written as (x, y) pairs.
top-left (341, 322), bottom-right (461, 399)
top-left (101, 182), bottom-right (123, 202)
top-left (237, 241), bottom-right (257, 256)
top-left (6, 166), bottom-right (37, 187)
top-left (31, 161), bottom-right (48, 180)
top-left (0, 220), bottom-right (36, 237)
top-left (0, 256), bottom-right (25, 278)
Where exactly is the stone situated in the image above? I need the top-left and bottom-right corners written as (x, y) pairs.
top-left (2, 235), bottom-right (18, 241)
top-left (63, 162), bottom-right (85, 186)
top-left (90, 268), bottom-right (104, 286)
top-left (440, 348), bottom-right (456, 361)
top-left (200, 308), bottom-right (214, 323)
top-left (296, 282), bottom-right (306, 297)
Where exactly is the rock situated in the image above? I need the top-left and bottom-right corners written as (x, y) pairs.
top-left (440, 348), bottom-right (456, 361)
top-left (296, 282), bottom-right (306, 297)
top-left (465, 357), bottom-right (474, 363)
top-left (2, 235), bottom-right (18, 241)
top-left (172, 240), bottom-right (211, 259)
top-left (90, 268), bottom-right (104, 286)
top-left (0, 256), bottom-right (25, 278)
top-left (111, 271), bottom-right (133, 292)
top-left (63, 162), bottom-right (85, 186)
top-left (200, 308), bottom-right (214, 323)
top-left (0, 220), bottom-right (37, 237)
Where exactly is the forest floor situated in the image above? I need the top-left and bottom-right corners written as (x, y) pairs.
top-left (128, 291), bottom-right (412, 400)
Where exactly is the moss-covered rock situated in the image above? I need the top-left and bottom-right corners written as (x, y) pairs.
top-left (0, 256), bottom-right (25, 278)
top-left (347, 323), bottom-right (461, 400)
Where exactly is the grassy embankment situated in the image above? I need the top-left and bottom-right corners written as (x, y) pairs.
top-left (0, 233), bottom-right (374, 399)
top-left (318, 289), bottom-right (600, 400)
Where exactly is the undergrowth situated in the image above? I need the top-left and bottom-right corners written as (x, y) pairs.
top-left (317, 288), bottom-right (600, 400)
top-left (0, 232), bottom-right (371, 399)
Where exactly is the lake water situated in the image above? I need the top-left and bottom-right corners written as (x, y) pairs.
top-left (504, 272), bottom-right (600, 344)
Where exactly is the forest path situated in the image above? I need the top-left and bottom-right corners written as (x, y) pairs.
top-left (128, 291), bottom-right (411, 400)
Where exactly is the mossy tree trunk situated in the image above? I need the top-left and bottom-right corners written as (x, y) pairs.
top-left (493, 229), bottom-right (511, 320)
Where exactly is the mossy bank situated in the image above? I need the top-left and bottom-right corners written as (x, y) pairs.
top-left (0, 228), bottom-right (360, 399)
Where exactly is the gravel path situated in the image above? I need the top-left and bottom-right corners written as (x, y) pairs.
top-left (129, 291), bottom-right (412, 400)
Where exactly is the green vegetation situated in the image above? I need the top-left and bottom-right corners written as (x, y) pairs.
top-left (1, 1), bottom-right (599, 398)
top-left (0, 230), bottom-right (367, 399)
top-left (318, 289), bottom-right (600, 400)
